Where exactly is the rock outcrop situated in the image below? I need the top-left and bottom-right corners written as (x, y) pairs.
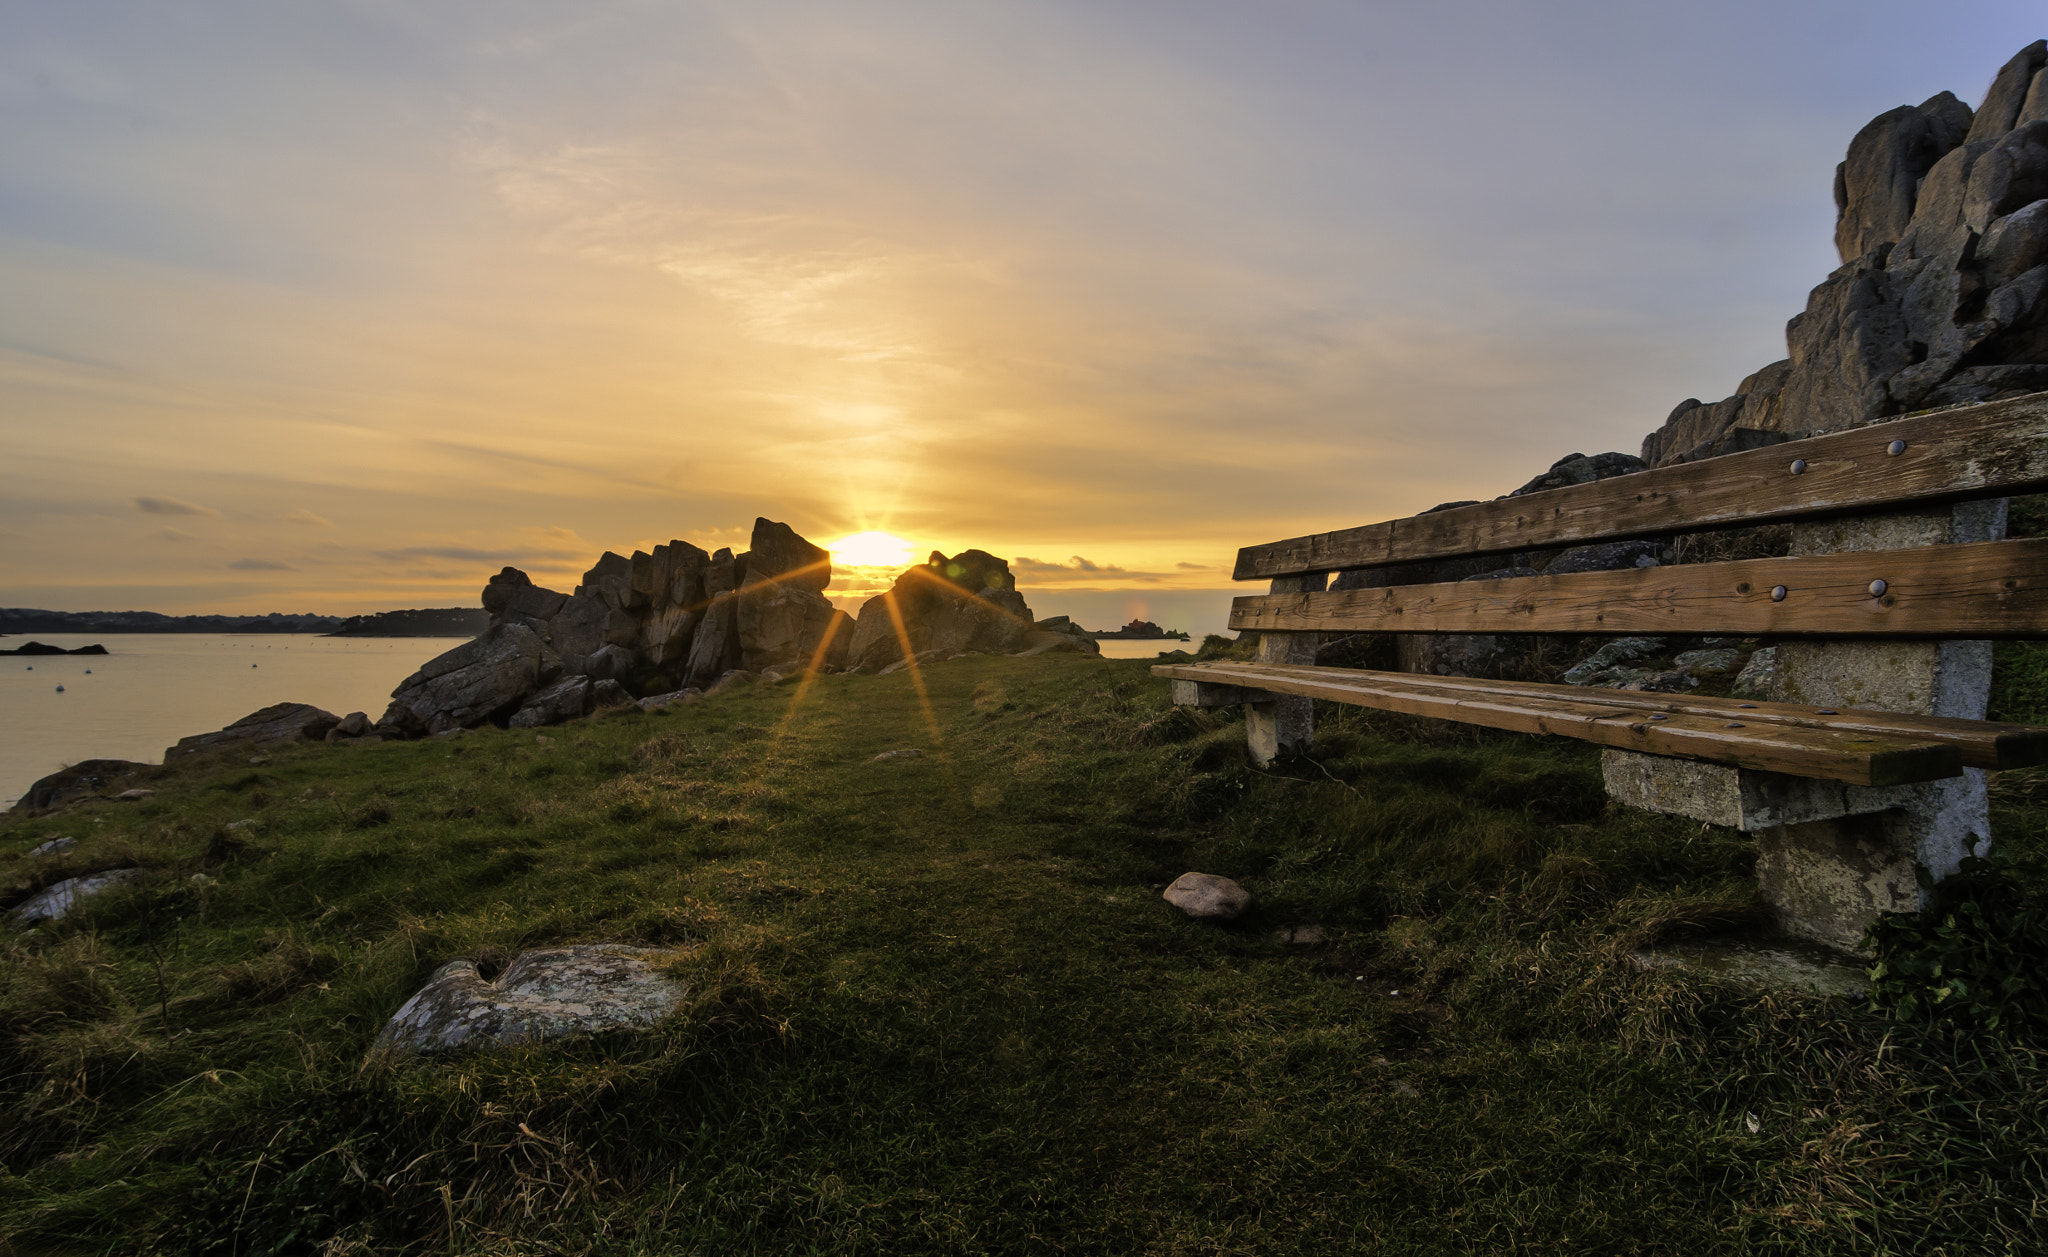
top-left (9, 759), bottom-right (153, 814)
top-left (384, 517), bottom-right (855, 734)
top-left (845, 550), bottom-right (1034, 671)
top-left (166, 702), bottom-right (341, 761)
top-left (1641, 41), bottom-right (2048, 465)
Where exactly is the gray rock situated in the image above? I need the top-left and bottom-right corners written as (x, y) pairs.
top-left (28, 837), bottom-right (76, 856)
top-left (10, 759), bottom-right (152, 814)
top-left (370, 945), bottom-right (686, 1059)
top-left (508, 676), bottom-right (592, 729)
top-left (1562, 637), bottom-right (1668, 686)
top-left (115, 788), bottom-right (154, 801)
top-left (1964, 40), bottom-right (2046, 144)
top-left (704, 669), bottom-right (759, 697)
top-left (324, 711), bottom-right (372, 741)
top-left (167, 702), bottom-right (342, 762)
top-left (1673, 647), bottom-right (1743, 676)
top-left (1507, 451), bottom-right (1645, 497)
top-left (1163, 872), bottom-right (1252, 921)
top-left (684, 549), bottom-right (744, 689)
top-left (636, 689), bottom-right (699, 712)
top-left (381, 623), bottom-right (561, 736)
top-left (590, 679), bottom-right (631, 708)
top-left (1014, 629), bottom-right (1101, 657)
top-left (9, 869), bottom-right (141, 927)
top-left (1542, 541), bottom-right (1664, 575)
top-left (868, 748), bottom-right (925, 762)
top-left (847, 550), bottom-right (1036, 671)
top-left (1834, 94), bottom-right (1972, 263)
top-left (1731, 646), bottom-right (1782, 701)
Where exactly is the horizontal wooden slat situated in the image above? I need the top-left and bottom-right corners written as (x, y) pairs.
top-left (1235, 392), bottom-right (2048, 580)
top-left (1218, 660), bottom-right (2048, 770)
top-left (1152, 661), bottom-right (1963, 786)
top-left (1229, 536), bottom-right (2048, 638)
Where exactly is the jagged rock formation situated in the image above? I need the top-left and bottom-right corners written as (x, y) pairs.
top-left (378, 517), bottom-right (857, 736)
top-left (845, 549), bottom-right (1034, 671)
top-left (1641, 40), bottom-right (2048, 466)
top-left (376, 523), bottom-right (1048, 735)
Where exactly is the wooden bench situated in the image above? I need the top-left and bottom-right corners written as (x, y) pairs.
top-left (1155, 393), bottom-right (2048, 949)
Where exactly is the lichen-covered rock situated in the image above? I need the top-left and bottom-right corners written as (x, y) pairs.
top-left (9, 869), bottom-right (141, 927)
top-left (371, 945), bottom-right (686, 1059)
top-left (1563, 638), bottom-right (1669, 686)
top-left (1731, 646), bottom-right (1782, 700)
top-left (1162, 872), bottom-right (1252, 921)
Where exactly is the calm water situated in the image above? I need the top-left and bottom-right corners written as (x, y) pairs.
top-left (0, 634), bottom-right (456, 806)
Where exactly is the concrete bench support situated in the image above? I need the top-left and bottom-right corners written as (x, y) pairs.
top-left (1247, 572), bottom-right (1324, 766)
top-left (1620, 500), bottom-right (2005, 952)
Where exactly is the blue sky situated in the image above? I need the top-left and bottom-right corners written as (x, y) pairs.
top-left (1, 1), bottom-right (2041, 630)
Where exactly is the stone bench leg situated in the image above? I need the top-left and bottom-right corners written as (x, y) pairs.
top-left (1247, 573), bottom-right (1324, 767)
top-left (1605, 500), bottom-right (2003, 953)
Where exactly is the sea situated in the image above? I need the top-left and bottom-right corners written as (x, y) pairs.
top-left (0, 634), bottom-right (454, 808)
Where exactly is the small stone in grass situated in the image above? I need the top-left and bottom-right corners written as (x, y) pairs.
top-left (1162, 872), bottom-right (1251, 921)
top-left (868, 748), bottom-right (925, 762)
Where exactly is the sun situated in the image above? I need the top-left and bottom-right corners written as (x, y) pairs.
top-left (829, 530), bottom-right (917, 570)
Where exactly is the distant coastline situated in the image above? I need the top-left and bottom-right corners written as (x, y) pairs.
top-left (0, 607), bottom-right (484, 638)
top-left (1086, 618), bottom-right (1191, 641)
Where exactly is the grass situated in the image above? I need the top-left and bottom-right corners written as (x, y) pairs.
top-left (1, 653), bottom-right (2045, 1254)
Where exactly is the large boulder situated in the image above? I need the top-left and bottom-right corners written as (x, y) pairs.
top-left (167, 702), bottom-right (342, 761)
top-left (370, 945), bottom-right (686, 1059)
top-left (380, 623), bottom-right (561, 736)
top-left (737, 517), bottom-right (841, 673)
top-left (1639, 41), bottom-right (2048, 459)
top-left (846, 550), bottom-right (1034, 671)
top-left (507, 675), bottom-right (592, 729)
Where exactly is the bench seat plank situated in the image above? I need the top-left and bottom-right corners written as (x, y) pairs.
top-left (1153, 661), bottom-right (1964, 786)
top-left (1228, 536), bottom-right (2048, 638)
top-left (1199, 660), bottom-right (2048, 770)
top-left (1234, 393), bottom-right (2048, 581)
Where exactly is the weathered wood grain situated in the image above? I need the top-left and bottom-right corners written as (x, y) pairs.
top-left (1234, 393), bottom-right (2048, 580)
top-left (1227, 536), bottom-right (2048, 638)
top-left (1208, 660), bottom-right (2048, 770)
top-left (1152, 661), bottom-right (1962, 786)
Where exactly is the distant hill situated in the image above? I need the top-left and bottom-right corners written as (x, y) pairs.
top-left (0, 608), bottom-right (345, 635)
top-left (326, 608), bottom-right (489, 638)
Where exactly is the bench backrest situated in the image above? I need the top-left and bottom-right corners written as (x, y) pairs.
top-left (1229, 394), bottom-right (2048, 641)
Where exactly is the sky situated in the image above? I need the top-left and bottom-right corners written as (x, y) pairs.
top-left (2, 1), bottom-right (2043, 635)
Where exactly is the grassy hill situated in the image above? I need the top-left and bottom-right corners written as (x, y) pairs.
top-left (2, 653), bottom-right (2045, 1254)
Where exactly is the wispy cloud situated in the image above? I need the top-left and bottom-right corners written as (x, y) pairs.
top-left (135, 496), bottom-right (217, 517)
top-left (228, 558), bottom-right (292, 571)
top-left (283, 509), bottom-right (333, 527)
top-left (1176, 562), bottom-right (1212, 570)
top-left (151, 527), bottom-right (196, 542)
